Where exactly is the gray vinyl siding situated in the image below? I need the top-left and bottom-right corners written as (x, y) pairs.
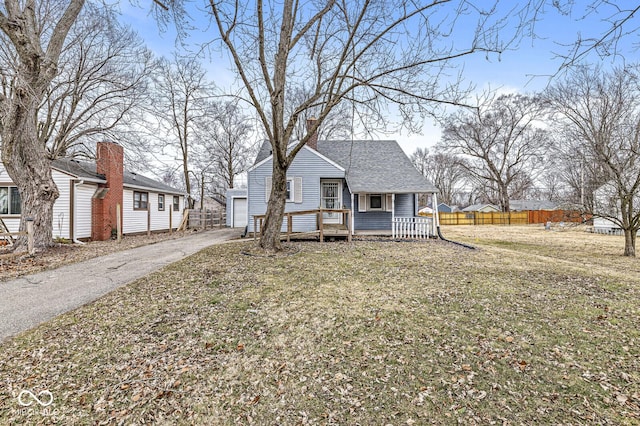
top-left (395, 193), bottom-right (415, 217)
top-left (353, 193), bottom-right (417, 231)
top-left (247, 147), bottom-right (344, 232)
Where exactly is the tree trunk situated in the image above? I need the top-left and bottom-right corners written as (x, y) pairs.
top-left (259, 163), bottom-right (288, 251)
top-left (2, 108), bottom-right (59, 251)
top-left (623, 228), bottom-right (636, 257)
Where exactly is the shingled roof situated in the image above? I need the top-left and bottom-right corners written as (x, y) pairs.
top-left (253, 139), bottom-right (437, 193)
top-left (53, 158), bottom-right (183, 194)
top-left (317, 140), bottom-right (436, 193)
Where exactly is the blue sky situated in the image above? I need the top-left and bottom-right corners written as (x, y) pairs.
top-left (119, 1), bottom-right (637, 156)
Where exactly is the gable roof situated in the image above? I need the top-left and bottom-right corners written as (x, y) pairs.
top-left (462, 203), bottom-right (500, 212)
top-left (317, 140), bottom-right (437, 193)
top-left (252, 139), bottom-right (437, 193)
top-left (52, 158), bottom-right (183, 195)
top-left (509, 199), bottom-right (559, 211)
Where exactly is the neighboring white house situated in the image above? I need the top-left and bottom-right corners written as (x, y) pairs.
top-left (1, 142), bottom-right (185, 241)
top-left (592, 181), bottom-right (640, 234)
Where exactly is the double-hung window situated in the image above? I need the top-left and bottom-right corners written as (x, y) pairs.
top-left (0, 186), bottom-right (21, 215)
top-left (134, 191), bottom-right (149, 210)
top-left (285, 179), bottom-right (294, 202)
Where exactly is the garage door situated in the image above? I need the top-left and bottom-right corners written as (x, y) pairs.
top-left (232, 197), bottom-right (247, 228)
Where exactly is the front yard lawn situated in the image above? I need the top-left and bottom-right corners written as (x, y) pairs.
top-left (1, 226), bottom-right (639, 424)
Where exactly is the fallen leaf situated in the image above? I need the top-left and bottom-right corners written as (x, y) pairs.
top-left (616, 394), bottom-right (628, 404)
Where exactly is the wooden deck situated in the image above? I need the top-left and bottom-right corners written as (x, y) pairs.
top-left (252, 209), bottom-right (352, 242)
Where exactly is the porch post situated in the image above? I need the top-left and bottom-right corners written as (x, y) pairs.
top-left (432, 192), bottom-right (439, 237)
top-left (350, 193), bottom-right (355, 236)
top-left (391, 193), bottom-right (395, 238)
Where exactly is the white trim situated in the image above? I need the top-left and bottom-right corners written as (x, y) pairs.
top-left (368, 194), bottom-right (384, 211)
top-left (385, 194), bottom-right (393, 212)
top-left (299, 145), bottom-right (345, 171)
top-left (358, 194), bottom-right (367, 212)
top-left (320, 179), bottom-right (343, 224)
top-left (230, 196), bottom-right (248, 228)
top-left (285, 178), bottom-right (294, 202)
top-left (51, 166), bottom-right (107, 183)
top-left (124, 183), bottom-right (183, 195)
top-left (247, 142), bottom-right (346, 173)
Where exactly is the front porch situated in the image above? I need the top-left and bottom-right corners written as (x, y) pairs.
top-left (252, 209), bottom-right (434, 242)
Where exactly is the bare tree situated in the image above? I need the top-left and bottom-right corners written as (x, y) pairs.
top-left (203, 0), bottom-right (532, 251)
top-left (441, 93), bottom-right (550, 212)
top-left (410, 147), bottom-right (430, 177)
top-left (426, 152), bottom-right (469, 207)
top-left (0, 0), bottom-right (85, 250)
top-left (38, 5), bottom-right (153, 159)
top-left (546, 64), bottom-right (640, 257)
top-left (411, 147), bottom-right (467, 207)
top-left (198, 100), bottom-right (254, 191)
top-left (151, 54), bottom-right (215, 208)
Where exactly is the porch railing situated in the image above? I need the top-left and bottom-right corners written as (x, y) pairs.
top-left (253, 208), bottom-right (352, 242)
top-left (392, 216), bottom-right (432, 239)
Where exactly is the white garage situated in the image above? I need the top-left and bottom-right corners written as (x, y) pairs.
top-left (226, 189), bottom-right (248, 228)
top-left (232, 197), bottom-right (247, 228)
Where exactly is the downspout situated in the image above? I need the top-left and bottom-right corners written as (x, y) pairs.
top-left (433, 192), bottom-right (475, 250)
top-left (73, 180), bottom-right (86, 245)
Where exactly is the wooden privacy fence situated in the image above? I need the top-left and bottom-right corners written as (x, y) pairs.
top-left (432, 210), bottom-right (586, 226)
top-left (187, 209), bottom-right (226, 229)
top-left (392, 217), bottom-right (432, 239)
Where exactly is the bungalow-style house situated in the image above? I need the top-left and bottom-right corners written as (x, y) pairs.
top-left (509, 199), bottom-right (559, 211)
top-left (462, 203), bottom-right (500, 213)
top-left (247, 124), bottom-right (438, 237)
top-left (0, 142), bottom-right (185, 242)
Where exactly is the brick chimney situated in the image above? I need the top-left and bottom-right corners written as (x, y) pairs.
top-left (92, 142), bottom-right (124, 241)
top-left (306, 117), bottom-right (318, 150)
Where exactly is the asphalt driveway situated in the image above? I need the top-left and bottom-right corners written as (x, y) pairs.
top-left (0, 228), bottom-right (241, 343)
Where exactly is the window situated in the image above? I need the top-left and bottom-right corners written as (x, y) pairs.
top-left (173, 195), bottom-right (180, 211)
top-left (285, 178), bottom-right (294, 202)
top-left (158, 194), bottom-right (165, 211)
top-left (368, 194), bottom-right (383, 210)
top-left (133, 191), bottom-right (148, 210)
top-left (0, 186), bottom-right (21, 215)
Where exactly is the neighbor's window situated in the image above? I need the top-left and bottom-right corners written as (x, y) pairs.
top-left (133, 191), bottom-right (148, 210)
top-left (158, 194), bottom-right (165, 211)
top-left (285, 178), bottom-right (294, 202)
top-left (368, 194), bottom-right (383, 210)
top-left (0, 186), bottom-right (21, 215)
top-left (173, 195), bottom-right (180, 211)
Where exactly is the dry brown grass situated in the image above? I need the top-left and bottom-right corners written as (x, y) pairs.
top-left (0, 225), bottom-right (638, 425)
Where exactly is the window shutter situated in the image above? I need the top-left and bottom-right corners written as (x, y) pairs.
top-left (265, 176), bottom-right (272, 201)
top-left (358, 194), bottom-right (367, 212)
top-left (385, 194), bottom-right (393, 212)
top-left (294, 177), bottom-right (303, 203)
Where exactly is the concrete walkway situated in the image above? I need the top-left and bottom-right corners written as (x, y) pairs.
top-left (0, 228), bottom-right (242, 343)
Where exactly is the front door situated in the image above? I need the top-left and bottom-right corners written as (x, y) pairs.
top-left (321, 180), bottom-right (342, 224)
